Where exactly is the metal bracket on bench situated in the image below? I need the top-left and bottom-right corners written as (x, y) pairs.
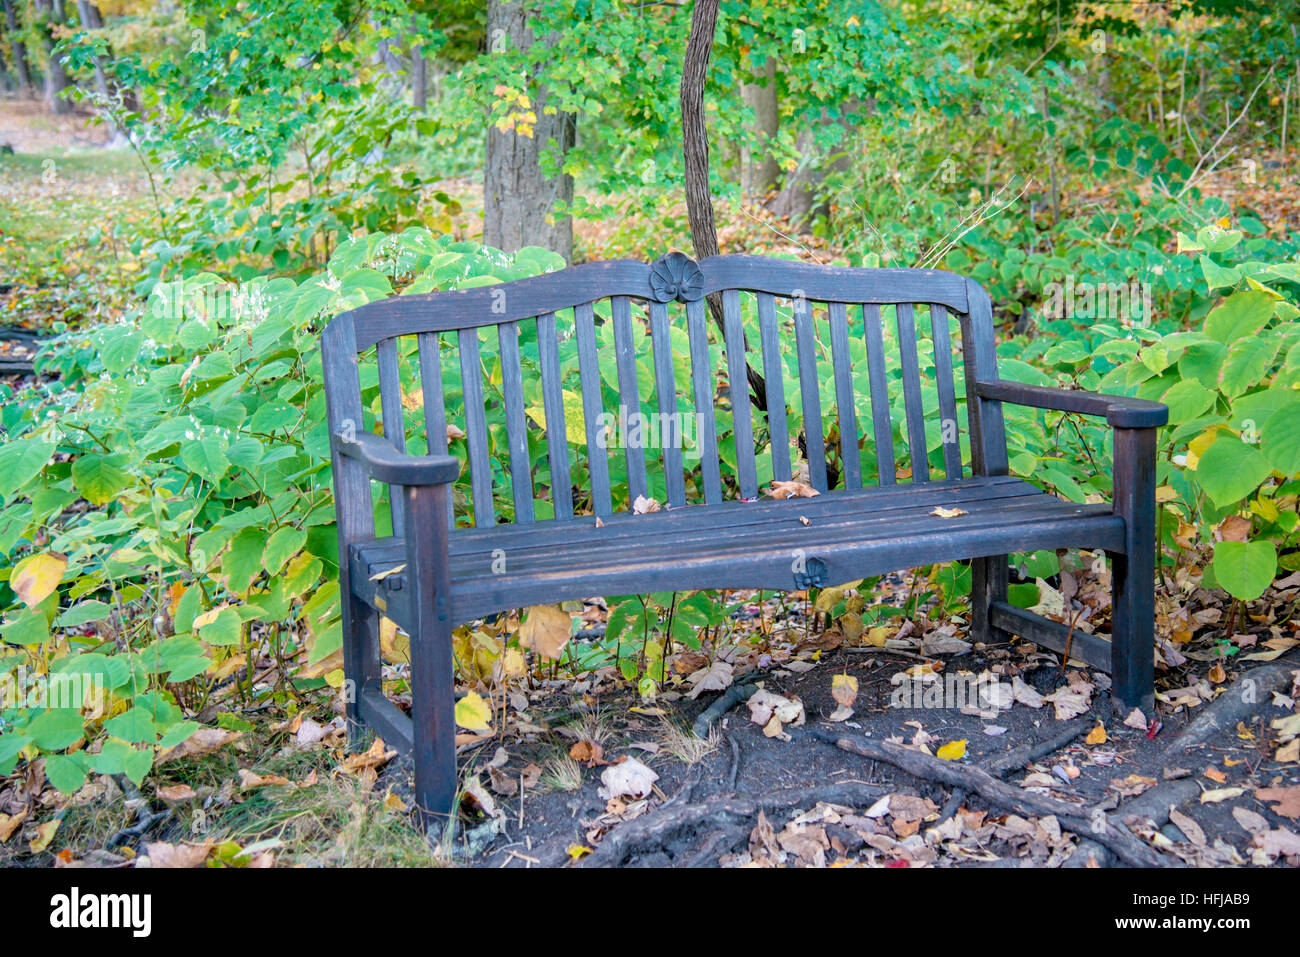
top-left (792, 556), bottom-right (829, 590)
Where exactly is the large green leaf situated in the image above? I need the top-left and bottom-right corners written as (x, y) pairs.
top-left (71, 453), bottom-right (133, 505)
top-left (1193, 435), bottom-right (1271, 507)
top-left (1262, 405), bottom-right (1300, 477)
top-left (1211, 540), bottom-right (1276, 601)
top-left (1204, 290), bottom-right (1274, 344)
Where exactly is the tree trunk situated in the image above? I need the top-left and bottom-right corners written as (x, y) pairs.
top-left (482, 0), bottom-right (574, 261)
top-left (74, 0), bottom-right (109, 99)
top-left (411, 44), bottom-right (427, 110)
top-left (769, 107), bottom-right (855, 230)
top-left (3, 0), bottom-right (32, 92)
top-left (680, 0), bottom-right (767, 411)
top-left (36, 0), bottom-right (74, 114)
top-left (740, 55), bottom-right (779, 201)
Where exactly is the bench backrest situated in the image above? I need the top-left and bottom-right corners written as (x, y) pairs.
top-left (322, 253), bottom-right (1008, 536)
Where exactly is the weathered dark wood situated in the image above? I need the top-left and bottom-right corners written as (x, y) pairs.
top-left (895, 303), bottom-right (930, 484)
top-left (756, 292), bottom-right (791, 483)
top-left (648, 300), bottom-right (687, 508)
top-left (458, 327), bottom-right (494, 528)
top-left (535, 312), bottom-right (574, 520)
top-left (722, 289), bottom-right (758, 499)
top-left (827, 300), bottom-right (861, 490)
top-left (376, 337), bottom-right (407, 536)
top-left (686, 298), bottom-right (723, 505)
top-left (862, 303), bottom-right (895, 485)
top-left (321, 253), bottom-right (1167, 823)
top-left (929, 304), bottom-right (963, 481)
top-left (1110, 426), bottom-right (1158, 714)
top-left (574, 300), bottom-right (613, 517)
top-left (792, 295), bottom-right (827, 491)
top-left (403, 481), bottom-right (457, 830)
top-left (498, 320), bottom-right (534, 523)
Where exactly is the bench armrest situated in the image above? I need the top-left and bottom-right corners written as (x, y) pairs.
top-left (331, 431), bottom-right (461, 486)
top-left (975, 380), bottom-right (1168, 429)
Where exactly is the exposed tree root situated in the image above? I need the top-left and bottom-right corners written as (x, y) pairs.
top-left (802, 727), bottom-right (1167, 868)
top-left (1064, 777), bottom-right (1201, 868)
top-left (578, 781), bottom-right (885, 867)
top-left (1160, 651), bottom-right (1297, 757)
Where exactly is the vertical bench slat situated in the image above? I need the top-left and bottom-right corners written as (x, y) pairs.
top-left (896, 303), bottom-right (930, 484)
top-left (376, 337), bottom-right (407, 537)
top-left (686, 298), bottom-right (723, 505)
top-left (930, 304), bottom-right (963, 481)
top-left (497, 321), bottom-right (534, 523)
top-left (756, 292), bottom-right (791, 483)
top-left (417, 332), bottom-right (454, 533)
top-left (862, 303), bottom-right (896, 485)
top-left (611, 295), bottom-right (649, 506)
top-left (793, 297), bottom-right (828, 491)
top-left (535, 312), bottom-right (573, 520)
top-left (574, 301), bottom-right (613, 517)
top-left (648, 300), bottom-right (686, 508)
top-left (721, 289), bottom-right (758, 499)
top-left (458, 327), bottom-right (495, 526)
top-left (827, 301), bottom-right (861, 490)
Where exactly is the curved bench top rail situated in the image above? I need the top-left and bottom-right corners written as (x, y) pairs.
top-left (338, 254), bottom-right (974, 351)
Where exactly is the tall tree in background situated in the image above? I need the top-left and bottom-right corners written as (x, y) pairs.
top-left (482, 0), bottom-right (574, 261)
top-left (34, 0), bottom-right (74, 113)
top-left (3, 0), bottom-right (32, 92)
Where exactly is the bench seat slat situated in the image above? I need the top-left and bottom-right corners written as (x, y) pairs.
top-left (611, 295), bottom-right (649, 506)
top-left (350, 483), bottom-right (1123, 627)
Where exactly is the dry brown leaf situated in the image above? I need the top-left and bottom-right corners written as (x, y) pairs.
top-left (519, 604), bottom-right (572, 660)
top-left (156, 728), bottom-right (242, 764)
top-left (143, 841), bottom-right (214, 868)
top-left (632, 495), bottom-right (661, 514)
top-left (1256, 785), bottom-right (1300, 820)
top-left (339, 737), bottom-right (397, 775)
top-left (569, 740), bottom-right (606, 767)
top-left (929, 506), bottom-right (968, 518)
top-left (237, 769), bottom-right (292, 790)
top-left (0, 810), bottom-right (27, 843)
top-left (768, 480), bottom-right (820, 499)
top-left (1169, 808), bottom-right (1206, 846)
top-left (154, 784), bottom-right (197, 803)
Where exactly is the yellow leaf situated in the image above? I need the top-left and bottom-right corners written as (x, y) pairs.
top-left (832, 673), bottom-right (858, 708)
top-left (383, 789), bottom-right (408, 813)
top-left (500, 647), bottom-right (526, 679)
top-left (379, 616), bottom-right (409, 664)
top-left (12, 552), bottom-right (67, 609)
top-left (455, 691), bottom-right (492, 732)
top-left (936, 739), bottom-right (967, 761)
top-left (518, 604), bottom-right (572, 660)
top-left (866, 626), bottom-right (889, 647)
top-left (567, 844), bottom-right (592, 859)
top-left (1154, 485), bottom-right (1177, 503)
top-left (1085, 723), bottom-right (1107, 745)
top-left (29, 818), bottom-right (59, 854)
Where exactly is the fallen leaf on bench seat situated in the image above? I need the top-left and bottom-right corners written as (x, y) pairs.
top-left (768, 480), bottom-right (819, 499)
top-left (370, 564), bottom-right (405, 581)
top-left (632, 494), bottom-right (661, 513)
top-left (929, 506), bottom-right (967, 518)
top-left (519, 604), bottom-right (573, 660)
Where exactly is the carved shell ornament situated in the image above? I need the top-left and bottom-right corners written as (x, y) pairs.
top-left (649, 252), bottom-right (704, 303)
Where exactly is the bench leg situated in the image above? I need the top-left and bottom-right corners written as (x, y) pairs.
top-left (970, 555), bottom-right (1010, 644)
top-left (1110, 427), bottom-right (1157, 715)
top-left (341, 593), bottom-right (383, 752)
top-left (403, 483), bottom-right (457, 832)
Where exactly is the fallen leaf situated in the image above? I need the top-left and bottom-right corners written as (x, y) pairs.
top-left (518, 604), bottom-right (572, 660)
top-left (1085, 723), bottom-right (1107, 745)
top-left (1256, 785), bottom-right (1300, 820)
top-left (768, 480), bottom-right (819, 499)
top-left (1123, 707), bottom-right (1147, 730)
top-left (238, 769), bottom-right (292, 790)
top-left (632, 495), bottom-right (661, 514)
top-left (1169, 808), bottom-right (1206, 846)
top-left (1200, 787), bottom-right (1246, 804)
top-left (0, 810), bottom-right (27, 843)
top-left (29, 818), bottom-right (59, 854)
top-left (598, 757), bottom-right (658, 801)
top-left (455, 691), bottom-right (493, 732)
top-left (143, 841), bottom-right (213, 868)
top-left (339, 737), bottom-right (396, 775)
top-left (832, 673), bottom-right (858, 708)
top-left (686, 659), bottom-right (734, 699)
top-left (155, 784), bottom-right (197, 803)
top-left (936, 739), bottom-right (967, 761)
top-left (929, 506), bottom-right (967, 518)
top-left (569, 740), bottom-right (606, 767)
top-left (156, 728), bottom-right (242, 764)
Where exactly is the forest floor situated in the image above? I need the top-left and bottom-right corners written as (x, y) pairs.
top-left (0, 98), bottom-right (1298, 869)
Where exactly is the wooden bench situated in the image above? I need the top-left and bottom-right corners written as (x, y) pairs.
top-left (321, 253), bottom-right (1167, 826)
